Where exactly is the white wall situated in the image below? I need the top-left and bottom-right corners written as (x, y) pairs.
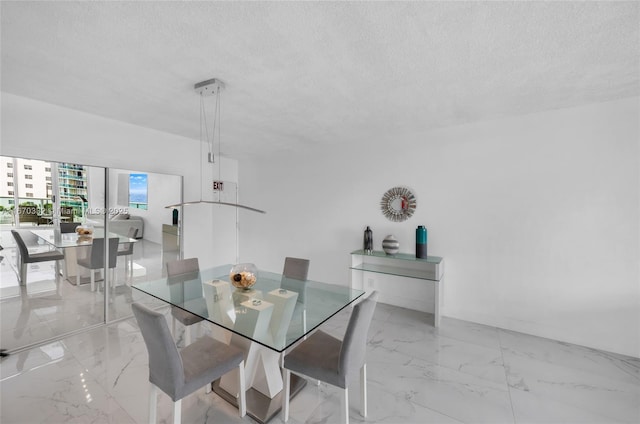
top-left (0, 93), bottom-right (239, 267)
top-left (240, 97), bottom-right (640, 358)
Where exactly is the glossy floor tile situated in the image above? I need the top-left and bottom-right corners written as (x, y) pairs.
top-left (0, 231), bottom-right (173, 352)
top-left (1, 302), bottom-right (638, 424)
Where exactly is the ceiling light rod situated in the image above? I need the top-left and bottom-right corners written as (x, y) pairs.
top-left (165, 78), bottom-right (266, 214)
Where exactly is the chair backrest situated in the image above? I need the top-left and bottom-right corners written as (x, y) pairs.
top-left (60, 222), bottom-right (80, 233)
top-left (59, 207), bottom-right (74, 220)
top-left (11, 229), bottom-right (42, 259)
top-left (281, 257), bottom-right (310, 303)
top-left (11, 230), bottom-right (31, 259)
top-left (167, 257), bottom-right (199, 277)
top-left (339, 291), bottom-right (378, 378)
top-left (131, 302), bottom-right (184, 400)
top-left (17, 206), bottom-right (39, 223)
top-left (89, 237), bottom-right (119, 269)
top-left (127, 227), bottom-right (139, 239)
top-left (282, 257), bottom-right (310, 281)
top-left (119, 227), bottom-right (138, 254)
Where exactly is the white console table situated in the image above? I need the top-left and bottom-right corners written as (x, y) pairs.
top-left (350, 249), bottom-right (445, 326)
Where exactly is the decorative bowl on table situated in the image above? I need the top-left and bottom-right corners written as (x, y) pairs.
top-left (229, 263), bottom-right (258, 290)
top-left (75, 224), bottom-right (94, 242)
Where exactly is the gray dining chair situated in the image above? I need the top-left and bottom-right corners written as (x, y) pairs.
top-left (116, 227), bottom-right (138, 277)
top-left (280, 257), bottom-right (310, 333)
top-left (11, 229), bottom-right (64, 286)
top-left (76, 237), bottom-right (119, 292)
top-left (132, 302), bottom-right (246, 424)
top-left (282, 291), bottom-right (378, 424)
top-left (167, 258), bottom-right (206, 346)
top-left (60, 222), bottom-right (80, 233)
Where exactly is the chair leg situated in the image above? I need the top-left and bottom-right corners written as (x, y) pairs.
top-left (360, 363), bottom-right (367, 417)
top-left (173, 398), bottom-right (181, 424)
top-left (148, 384), bottom-right (157, 424)
top-left (302, 309), bottom-right (307, 339)
top-left (282, 368), bottom-right (291, 422)
top-left (19, 263), bottom-right (27, 286)
top-left (90, 270), bottom-right (95, 292)
top-left (343, 387), bottom-right (349, 424)
top-left (238, 360), bottom-right (246, 417)
top-left (76, 268), bottom-right (81, 286)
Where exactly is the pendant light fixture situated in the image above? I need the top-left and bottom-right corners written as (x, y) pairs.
top-left (166, 78), bottom-right (266, 214)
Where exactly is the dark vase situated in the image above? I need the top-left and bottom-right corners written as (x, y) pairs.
top-left (364, 226), bottom-right (373, 254)
top-left (172, 208), bottom-right (179, 225)
top-left (416, 225), bottom-right (427, 258)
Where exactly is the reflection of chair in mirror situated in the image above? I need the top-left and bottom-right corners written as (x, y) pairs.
top-left (11, 229), bottom-right (64, 286)
top-left (282, 291), bottom-right (379, 424)
top-left (76, 237), bottom-right (118, 292)
top-left (132, 302), bottom-right (246, 424)
top-left (60, 222), bottom-right (80, 233)
top-left (17, 206), bottom-right (39, 226)
top-left (116, 227), bottom-right (138, 278)
top-left (280, 257), bottom-right (310, 333)
top-left (59, 207), bottom-right (74, 222)
top-left (167, 258), bottom-right (206, 346)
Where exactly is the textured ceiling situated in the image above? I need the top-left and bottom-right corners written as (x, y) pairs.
top-left (1, 1), bottom-right (638, 158)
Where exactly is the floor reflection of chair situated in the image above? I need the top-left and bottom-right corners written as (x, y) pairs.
top-left (116, 227), bottom-right (138, 279)
top-left (11, 229), bottom-right (64, 286)
top-left (280, 257), bottom-right (310, 333)
top-left (132, 302), bottom-right (246, 424)
top-left (76, 237), bottom-right (118, 292)
top-left (282, 291), bottom-right (379, 424)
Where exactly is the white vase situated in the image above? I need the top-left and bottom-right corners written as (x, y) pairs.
top-left (382, 235), bottom-right (399, 255)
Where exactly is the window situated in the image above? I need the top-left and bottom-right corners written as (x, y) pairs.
top-left (24, 164), bottom-right (32, 170)
top-left (8, 191), bottom-right (13, 196)
top-left (129, 173), bottom-right (148, 210)
top-left (24, 174), bottom-right (32, 179)
top-left (7, 173), bottom-right (13, 178)
top-left (25, 183), bottom-right (33, 188)
top-left (7, 163), bottom-right (13, 168)
top-left (26, 193), bottom-right (34, 198)
top-left (45, 176), bottom-right (51, 181)
top-left (7, 182), bottom-right (13, 187)
top-left (45, 167), bottom-right (51, 172)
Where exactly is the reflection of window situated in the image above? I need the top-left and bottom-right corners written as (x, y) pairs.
top-left (8, 191), bottom-right (13, 195)
top-left (7, 173), bottom-right (13, 178)
top-left (7, 182), bottom-right (13, 186)
top-left (26, 193), bottom-right (33, 197)
top-left (45, 176), bottom-right (51, 181)
top-left (25, 174), bottom-right (32, 179)
top-left (25, 183), bottom-right (33, 188)
top-left (7, 163), bottom-right (13, 168)
top-left (24, 164), bottom-right (32, 170)
top-left (45, 167), bottom-right (51, 172)
top-left (129, 173), bottom-right (148, 210)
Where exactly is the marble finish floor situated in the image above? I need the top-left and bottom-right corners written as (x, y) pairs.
top-left (1, 302), bottom-right (638, 424)
top-left (0, 232), bottom-right (172, 352)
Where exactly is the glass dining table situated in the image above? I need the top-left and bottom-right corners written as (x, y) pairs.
top-left (30, 228), bottom-right (137, 284)
top-left (133, 264), bottom-right (364, 423)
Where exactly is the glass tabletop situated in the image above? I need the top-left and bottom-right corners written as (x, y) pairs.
top-left (133, 264), bottom-right (365, 352)
top-left (31, 228), bottom-right (137, 248)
